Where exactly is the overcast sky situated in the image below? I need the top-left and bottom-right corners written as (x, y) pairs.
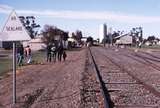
top-left (1, 0), bottom-right (160, 39)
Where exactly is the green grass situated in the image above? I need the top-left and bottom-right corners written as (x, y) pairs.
top-left (31, 51), bottom-right (46, 63)
top-left (141, 45), bottom-right (160, 49)
top-left (0, 57), bottom-right (12, 76)
top-left (0, 51), bottom-right (46, 77)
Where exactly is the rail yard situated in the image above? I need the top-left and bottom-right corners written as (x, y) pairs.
top-left (0, 46), bottom-right (160, 108)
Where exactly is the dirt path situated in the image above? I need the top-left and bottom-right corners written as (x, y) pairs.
top-left (0, 49), bottom-right (86, 108)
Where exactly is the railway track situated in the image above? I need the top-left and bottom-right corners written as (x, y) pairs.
top-left (106, 48), bottom-right (160, 94)
top-left (89, 47), bottom-right (160, 108)
top-left (80, 49), bottom-right (104, 108)
top-left (110, 48), bottom-right (160, 94)
top-left (116, 48), bottom-right (160, 71)
top-left (88, 47), bottom-right (113, 108)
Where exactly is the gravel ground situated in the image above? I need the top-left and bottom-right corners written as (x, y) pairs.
top-left (91, 47), bottom-right (160, 108)
top-left (0, 48), bottom-right (87, 108)
top-left (80, 49), bottom-right (104, 108)
top-left (101, 47), bottom-right (160, 93)
top-left (114, 48), bottom-right (160, 93)
top-left (1, 46), bottom-right (160, 108)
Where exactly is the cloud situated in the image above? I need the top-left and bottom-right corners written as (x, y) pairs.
top-left (16, 10), bottom-right (160, 23)
top-left (0, 4), bottom-right (160, 24)
top-left (0, 4), bottom-right (13, 10)
top-left (0, 4), bottom-right (13, 14)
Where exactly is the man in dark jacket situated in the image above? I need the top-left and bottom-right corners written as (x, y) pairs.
top-left (57, 43), bottom-right (64, 62)
top-left (17, 44), bottom-right (24, 66)
top-left (46, 43), bottom-right (52, 62)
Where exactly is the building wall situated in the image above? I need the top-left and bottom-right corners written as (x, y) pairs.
top-left (29, 42), bottom-right (46, 51)
top-left (120, 35), bottom-right (132, 44)
top-left (116, 35), bottom-right (132, 45)
top-left (23, 37), bottom-right (46, 51)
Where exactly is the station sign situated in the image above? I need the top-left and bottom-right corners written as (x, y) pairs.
top-left (0, 10), bottom-right (31, 104)
top-left (0, 10), bottom-right (30, 41)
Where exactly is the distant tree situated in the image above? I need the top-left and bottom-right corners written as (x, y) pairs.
top-left (41, 25), bottom-right (69, 45)
top-left (112, 31), bottom-right (120, 43)
top-left (41, 25), bottom-right (56, 45)
top-left (72, 30), bottom-right (83, 43)
top-left (71, 32), bottom-right (76, 39)
top-left (131, 27), bottom-right (143, 41)
top-left (139, 27), bottom-right (143, 42)
top-left (143, 39), bottom-right (147, 44)
top-left (19, 16), bottom-right (40, 38)
top-left (112, 31), bottom-right (120, 37)
top-left (86, 36), bottom-right (93, 45)
top-left (130, 27), bottom-right (143, 46)
top-left (97, 38), bottom-right (100, 43)
top-left (147, 36), bottom-right (155, 42)
top-left (61, 32), bottom-right (69, 41)
top-left (156, 38), bottom-right (160, 41)
top-left (76, 30), bottom-right (83, 42)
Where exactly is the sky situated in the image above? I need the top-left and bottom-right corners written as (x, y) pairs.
top-left (1, 0), bottom-right (160, 39)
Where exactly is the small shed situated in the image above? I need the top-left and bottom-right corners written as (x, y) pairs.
top-left (23, 37), bottom-right (46, 51)
top-left (115, 34), bottom-right (132, 45)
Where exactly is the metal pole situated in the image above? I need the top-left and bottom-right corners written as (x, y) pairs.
top-left (13, 42), bottom-right (16, 104)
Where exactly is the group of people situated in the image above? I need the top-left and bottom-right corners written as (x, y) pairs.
top-left (17, 42), bottom-right (67, 66)
top-left (17, 44), bottom-right (32, 66)
top-left (46, 42), bottom-right (67, 62)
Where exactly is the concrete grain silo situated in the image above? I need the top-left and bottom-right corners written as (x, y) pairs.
top-left (99, 23), bottom-right (107, 43)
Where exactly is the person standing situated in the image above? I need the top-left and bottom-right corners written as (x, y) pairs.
top-left (17, 44), bottom-right (24, 66)
top-left (51, 43), bottom-right (57, 62)
top-left (46, 43), bottom-right (52, 62)
top-left (57, 43), bottom-right (64, 62)
top-left (25, 45), bottom-right (32, 64)
top-left (62, 50), bottom-right (67, 61)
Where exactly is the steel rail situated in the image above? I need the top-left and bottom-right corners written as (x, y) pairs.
top-left (102, 48), bottom-right (160, 98)
top-left (88, 47), bottom-right (114, 108)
